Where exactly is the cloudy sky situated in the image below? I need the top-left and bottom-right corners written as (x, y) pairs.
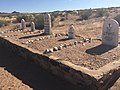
top-left (0, 0), bottom-right (120, 12)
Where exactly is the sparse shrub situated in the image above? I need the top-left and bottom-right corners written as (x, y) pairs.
top-left (79, 9), bottom-right (92, 21)
top-left (0, 20), bottom-right (5, 27)
top-left (34, 15), bottom-right (44, 30)
top-left (0, 20), bottom-right (10, 27)
top-left (16, 15), bottom-right (34, 23)
top-left (114, 14), bottom-right (120, 26)
top-left (95, 9), bottom-right (105, 18)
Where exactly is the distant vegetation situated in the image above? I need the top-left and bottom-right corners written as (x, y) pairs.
top-left (0, 20), bottom-right (10, 27)
top-left (0, 7), bottom-right (120, 28)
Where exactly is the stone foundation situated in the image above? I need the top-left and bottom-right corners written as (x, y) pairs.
top-left (0, 37), bottom-right (120, 90)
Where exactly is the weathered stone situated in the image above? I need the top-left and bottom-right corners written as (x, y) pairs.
top-left (58, 46), bottom-right (63, 50)
top-left (53, 47), bottom-right (58, 51)
top-left (102, 19), bottom-right (119, 46)
top-left (21, 19), bottom-right (26, 30)
top-left (31, 22), bottom-right (35, 31)
top-left (49, 48), bottom-right (54, 53)
top-left (44, 14), bottom-right (52, 35)
top-left (68, 24), bottom-right (75, 39)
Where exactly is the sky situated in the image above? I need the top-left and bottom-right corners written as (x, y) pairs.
top-left (0, 0), bottom-right (120, 13)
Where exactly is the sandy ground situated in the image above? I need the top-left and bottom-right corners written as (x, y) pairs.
top-left (0, 41), bottom-right (120, 90)
top-left (0, 44), bottom-right (84, 90)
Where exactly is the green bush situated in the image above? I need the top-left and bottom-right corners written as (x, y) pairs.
top-left (0, 20), bottom-right (9, 27)
top-left (114, 14), bottom-right (120, 26)
top-left (79, 9), bottom-right (92, 20)
top-left (95, 9), bottom-right (105, 18)
top-left (0, 20), bottom-right (5, 27)
top-left (34, 15), bottom-right (44, 30)
top-left (16, 15), bottom-right (34, 23)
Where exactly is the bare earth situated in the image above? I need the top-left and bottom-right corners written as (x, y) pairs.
top-left (0, 44), bottom-right (119, 90)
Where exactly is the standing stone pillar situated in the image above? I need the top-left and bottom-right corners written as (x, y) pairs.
top-left (68, 24), bottom-right (75, 39)
top-left (44, 14), bottom-right (52, 35)
top-left (102, 19), bottom-right (119, 47)
top-left (31, 22), bottom-right (35, 31)
top-left (21, 19), bottom-right (26, 30)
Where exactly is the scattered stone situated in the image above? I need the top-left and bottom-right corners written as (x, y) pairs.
top-left (53, 47), bottom-right (58, 51)
top-left (4, 36), bottom-right (8, 38)
top-left (58, 46), bottom-right (63, 50)
top-left (82, 43), bottom-right (85, 46)
top-left (49, 48), bottom-right (54, 53)
top-left (74, 41), bottom-right (78, 45)
top-left (44, 49), bottom-right (50, 54)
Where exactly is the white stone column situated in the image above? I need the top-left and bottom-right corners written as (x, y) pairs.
top-left (31, 22), bottom-right (35, 31)
top-left (21, 19), bottom-right (26, 30)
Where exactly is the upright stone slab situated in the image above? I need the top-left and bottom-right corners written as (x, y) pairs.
top-left (68, 24), bottom-right (75, 39)
top-left (31, 22), bottom-right (35, 31)
top-left (44, 14), bottom-right (52, 35)
top-left (102, 19), bottom-right (119, 46)
top-left (21, 19), bottom-right (26, 30)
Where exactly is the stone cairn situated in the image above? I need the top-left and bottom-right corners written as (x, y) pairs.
top-left (102, 19), bottom-right (119, 47)
top-left (21, 19), bottom-right (26, 30)
top-left (68, 24), bottom-right (75, 39)
top-left (31, 22), bottom-right (35, 31)
top-left (44, 14), bottom-right (52, 35)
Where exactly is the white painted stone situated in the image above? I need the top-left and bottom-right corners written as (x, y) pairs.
top-left (68, 24), bottom-right (75, 39)
top-left (53, 47), bottom-right (58, 51)
top-left (44, 14), bottom-right (52, 35)
top-left (102, 19), bottom-right (119, 46)
top-left (21, 19), bottom-right (26, 30)
top-left (31, 22), bottom-right (35, 31)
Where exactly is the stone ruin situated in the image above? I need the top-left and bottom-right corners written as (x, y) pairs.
top-left (102, 19), bottom-right (119, 47)
top-left (44, 14), bottom-right (52, 35)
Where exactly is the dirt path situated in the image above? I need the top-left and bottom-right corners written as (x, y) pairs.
top-left (0, 44), bottom-right (119, 90)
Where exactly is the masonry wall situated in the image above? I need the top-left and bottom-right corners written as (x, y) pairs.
top-left (0, 37), bottom-right (120, 90)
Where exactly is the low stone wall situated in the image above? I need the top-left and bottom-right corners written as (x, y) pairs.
top-left (0, 37), bottom-right (120, 90)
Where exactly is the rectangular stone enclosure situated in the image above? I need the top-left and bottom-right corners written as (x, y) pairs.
top-left (0, 36), bottom-right (120, 90)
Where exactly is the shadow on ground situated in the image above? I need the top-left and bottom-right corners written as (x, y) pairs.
top-left (0, 45), bottom-right (87, 90)
top-left (19, 33), bottom-right (47, 39)
top-left (86, 44), bottom-right (115, 55)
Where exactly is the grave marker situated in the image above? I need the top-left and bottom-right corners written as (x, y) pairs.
top-left (21, 19), bottom-right (26, 30)
top-left (44, 14), bottom-right (52, 35)
top-left (102, 19), bottom-right (119, 46)
top-left (68, 24), bottom-right (75, 39)
top-left (31, 22), bottom-right (35, 31)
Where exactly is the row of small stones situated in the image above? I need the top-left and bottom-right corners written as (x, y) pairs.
top-left (21, 34), bottom-right (67, 44)
top-left (1, 30), bottom-right (23, 34)
top-left (1, 29), bottom-right (41, 34)
top-left (43, 38), bottom-right (92, 54)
